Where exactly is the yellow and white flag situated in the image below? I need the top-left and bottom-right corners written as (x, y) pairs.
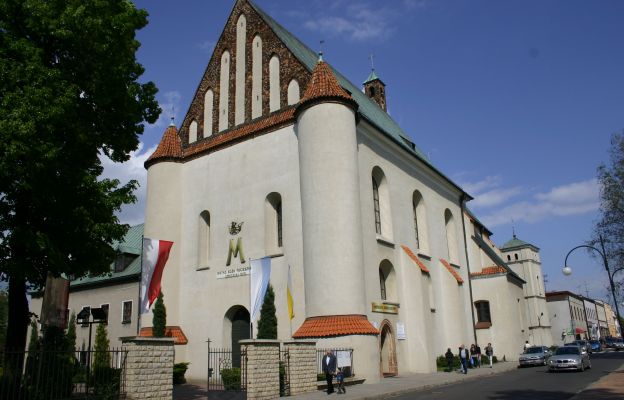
top-left (287, 265), bottom-right (294, 320)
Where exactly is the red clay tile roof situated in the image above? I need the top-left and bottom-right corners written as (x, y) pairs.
top-left (401, 245), bottom-right (430, 273)
top-left (139, 326), bottom-right (188, 345)
top-left (145, 125), bottom-right (182, 167)
top-left (146, 108), bottom-right (296, 168)
top-left (184, 107), bottom-right (295, 160)
top-left (292, 315), bottom-right (379, 338)
top-left (470, 265), bottom-right (506, 277)
top-left (439, 258), bottom-right (464, 284)
top-left (297, 61), bottom-right (357, 111)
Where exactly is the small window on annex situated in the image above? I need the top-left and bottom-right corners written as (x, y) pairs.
top-left (475, 301), bottom-right (491, 323)
top-left (122, 301), bottom-right (132, 324)
top-left (378, 260), bottom-right (397, 302)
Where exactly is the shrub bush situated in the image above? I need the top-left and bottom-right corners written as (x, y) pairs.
top-left (221, 367), bottom-right (241, 390)
top-left (173, 362), bottom-right (190, 385)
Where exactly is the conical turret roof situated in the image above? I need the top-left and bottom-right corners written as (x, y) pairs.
top-left (145, 123), bottom-right (183, 168)
top-left (297, 60), bottom-right (357, 112)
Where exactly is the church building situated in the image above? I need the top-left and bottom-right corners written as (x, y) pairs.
top-left (142, 0), bottom-right (547, 382)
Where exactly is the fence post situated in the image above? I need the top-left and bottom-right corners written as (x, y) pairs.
top-left (120, 336), bottom-right (175, 400)
top-left (283, 340), bottom-right (317, 395)
top-left (239, 339), bottom-right (280, 400)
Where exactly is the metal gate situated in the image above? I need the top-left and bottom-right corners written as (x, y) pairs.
top-left (207, 341), bottom-right (247, 400)
top-left (279, 348), bottom-right (290, 397)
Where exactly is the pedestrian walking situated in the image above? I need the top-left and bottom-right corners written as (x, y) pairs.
top-left (475, 343), bottom-right (482, 367)
top-left (470, 344), bottom-right (478, 368)
top-left (485, 343), bottom-right (494, 368)
top-left (458, 344), bottom-right (469, 374)
top-left (445, 348), bottom-right (454, 372)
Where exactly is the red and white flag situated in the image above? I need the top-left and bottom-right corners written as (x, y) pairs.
top-left (141, 238), bottom-right (173, 314)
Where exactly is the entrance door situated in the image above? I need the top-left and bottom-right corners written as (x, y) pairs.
top-left (231, 307), bottom-right (250, 368)
top-left (380, 322), bottom-right (398, 377)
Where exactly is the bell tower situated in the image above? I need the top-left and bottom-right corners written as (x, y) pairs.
top-left (363, 58), bottom-right (387, 112)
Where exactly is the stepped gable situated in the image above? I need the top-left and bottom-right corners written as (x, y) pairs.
top-left (177, 0), bottom-right (310, 146)
top-left (296, 60), bottom-right (358, 114)
top-left (145, 124), bottom-right (182, 168)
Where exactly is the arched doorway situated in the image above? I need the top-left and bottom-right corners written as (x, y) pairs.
top-left (224, 306), bottom-right (250, 368)
top-left (379, 320), bottom-right (398, 377)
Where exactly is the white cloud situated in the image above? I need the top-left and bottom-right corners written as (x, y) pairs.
top-left (459, 175), bottom-right (501, 195)
top-left (304, 2), bottom-right (395, 41)
top-left (471, 186), bottom-right (523, 208)
top-left (100, 142), bottom-right (157, 226)
top-left (198, 40), bottom-right (215, 53)
top-left (479, 179), bottom-right (599, 227)
top-left (151, 91), bottom-right (182, 129)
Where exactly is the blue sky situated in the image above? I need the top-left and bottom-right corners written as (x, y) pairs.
top-left (107, 0), bottom-right (624, 303)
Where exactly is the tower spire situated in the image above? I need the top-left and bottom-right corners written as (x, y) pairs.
top-left (318, 40), bottom-right (325, 62)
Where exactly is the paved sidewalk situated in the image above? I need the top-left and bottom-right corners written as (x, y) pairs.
top-left (571, 363), bottom-right (624, 400)
top-left (289, 362), bottom-right (518, 400)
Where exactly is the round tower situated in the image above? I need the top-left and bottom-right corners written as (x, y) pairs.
top-left (143, 119), bottom-right (183, 332)
top-left (295, 59), bottom-right (367, 318)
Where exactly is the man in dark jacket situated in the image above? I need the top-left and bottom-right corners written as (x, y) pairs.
top-left (322, 350), bottom-right (337, 394)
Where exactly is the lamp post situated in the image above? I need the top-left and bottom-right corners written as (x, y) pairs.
top-left (562, 235), bottom-right (624, 339)
top-left (76, 307), bottom-right (108, 393)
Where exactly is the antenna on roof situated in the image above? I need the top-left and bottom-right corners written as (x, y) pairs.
top-left (369, 53), bottom-right (375, 71)
top-left (318, 40), bottom-right (325, 62)
top-left (511, 219), bottom-right (516, 239)
top-left (169, 106), bottom-right (175, 126)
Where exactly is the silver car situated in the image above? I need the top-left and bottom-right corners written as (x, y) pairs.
top-left (519, 346), bottom-right (552, 367)
top-left (548, 346), bottom-right (591, 372)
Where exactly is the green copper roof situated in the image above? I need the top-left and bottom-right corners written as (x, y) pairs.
top-left (473, 234), bottom-right (525, 284)
top-left (247, 1), bottom-right (469, 198)
top-left (501, 235), bottom-right (537, 251)
top-left (71, 224), bottom-right (143, 288)
top-left (364, 69), bottom-right (380, 84)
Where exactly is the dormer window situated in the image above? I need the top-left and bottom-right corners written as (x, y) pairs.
top-left (114, 253), bottom-right (137, 273)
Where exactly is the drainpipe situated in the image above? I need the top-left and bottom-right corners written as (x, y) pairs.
top-left (460, 193), bottom-right (478, 346)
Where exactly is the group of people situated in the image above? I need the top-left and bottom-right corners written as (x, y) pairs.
top-left (322, 350), bottom-right (346, 395)
top-left (446, 343), bottom-right (494, 374)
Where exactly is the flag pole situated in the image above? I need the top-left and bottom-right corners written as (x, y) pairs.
top-left (137, 235), bottom-right (144, 336)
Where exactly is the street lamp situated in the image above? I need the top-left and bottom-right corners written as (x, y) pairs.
top-left (76, 307), bottom-right (108, 392)
top-left (562, 235), bottom-right (624, 339)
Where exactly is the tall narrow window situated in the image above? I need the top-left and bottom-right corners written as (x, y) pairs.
top-left (204, 89), bottom-right (214, 137)
top-left (269, 55), bottom-right (280, 112)
top-left (379, 269), bottom-right (387, 300)
top-left (287, 79), bottom-right (300, 105)
top-left (251, 35), bottom-right (263, 118)
top-left (373, 177), bottom-right (381, 234)
top-left (189, 120), bottom-right (198, 143)
top-left (444, 209), bottom-right (459, 263)
top-left (265, 192), bottom-right (283, 253)
top-left (122, 301), bottom-right (132, 324)
top-left (199, 211), bottom-right (210, 268)
top-left (219, 51), bottom-right (230, 132)
top-left (475, 301), bottom-right (492, 323)
top-left (413, 197), bottom-right (420, 248)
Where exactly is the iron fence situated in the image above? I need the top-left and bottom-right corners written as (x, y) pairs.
top-left (279, 348), bottom-right (290, 397)
top-left (317, 348), bottom-right (354, 377)
top-left (0, 348), bottom-right (127, 400)
top-left (207, 346), bottom-right (247, 396)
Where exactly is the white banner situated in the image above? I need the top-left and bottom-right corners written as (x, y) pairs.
top-left (250, 257), bottom-right (271, 321)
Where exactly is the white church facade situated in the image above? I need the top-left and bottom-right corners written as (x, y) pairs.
top-left (139, 0), bottom-right (549, 383)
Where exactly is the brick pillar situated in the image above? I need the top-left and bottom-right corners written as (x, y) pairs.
top-left (283, 340), bottom-right (317, 395)
top-left (239, 339), bottom-right (280, 400)
top-left (121, 336), bottom-right (175, 399)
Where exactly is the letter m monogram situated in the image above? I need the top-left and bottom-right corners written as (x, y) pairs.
top-left (226, 238), bottom-right (245, 266)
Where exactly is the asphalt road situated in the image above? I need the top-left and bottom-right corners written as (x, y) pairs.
top-left (392, 350), bottom-right (624, 400)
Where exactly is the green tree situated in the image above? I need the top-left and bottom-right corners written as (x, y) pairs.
top-left (256, 284), bottom-right (277, 339)
top-left (152, 291), bottom-right (167, 337)
top-left (66, 312), bottom-right (77, 352)
top-left (0, 0), bottom-right (160, 359)
top-left (93, 323), bottom-right (111, 370)
top-left (27, 319), bottom-right (39, 352)
top-left (593, 133), bottom-right (624, 303)
top-left (0, 290), bottom-right (7, 349)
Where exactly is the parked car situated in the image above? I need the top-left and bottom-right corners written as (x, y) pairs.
top-left (612, 339), bottom-right (624, 351)
top-left (565, 340), bottom-right (591, 354)
top-left (548, 346), bottom-right (591, 372)
top-left (588, 340), bottom-right (602, 352)
top-left (519, 346), bottom-right (552, 367)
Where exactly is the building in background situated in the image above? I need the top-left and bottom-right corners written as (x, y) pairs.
top-left (546, 291), bottom-right (589, 345)
top-left (594, 300), bottom-right (609, 338)
top-left (31, 225), bottom-right (143, 348)
top-left (604, 302), bottom-right (620, 337)
top-left (583, 297), bottom-right (600, 340)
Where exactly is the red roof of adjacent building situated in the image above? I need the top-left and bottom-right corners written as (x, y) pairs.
top-left (139, 326), bottom-right (188, 345)
top-left (292, 315), bottom-right (379, 338)
top-left (145, 124), bottom-right (182, 167)
top-left (439, 258), bottom-right (464, 284)
top-left (401, 245), bottom-right (430, 273)
top-left (470, 265), bottom-right (507, 277)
